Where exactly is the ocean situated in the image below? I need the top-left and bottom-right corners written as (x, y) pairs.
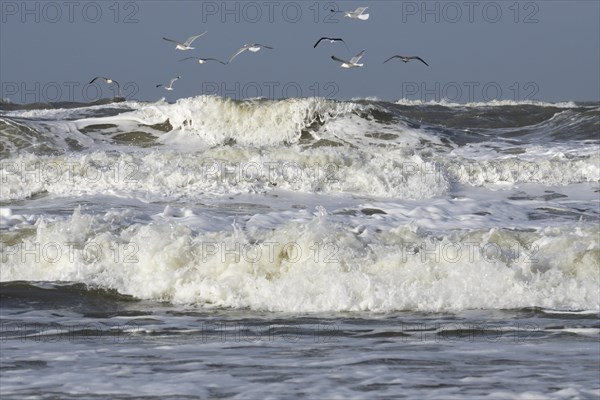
top-left (1, 96), bottom-right (599, 398)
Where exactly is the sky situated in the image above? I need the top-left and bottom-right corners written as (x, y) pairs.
top-left (1, 0), bottom-right (599, 103)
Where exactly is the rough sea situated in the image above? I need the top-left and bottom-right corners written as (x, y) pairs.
top-left (1, 96), bottom-right (599, 399)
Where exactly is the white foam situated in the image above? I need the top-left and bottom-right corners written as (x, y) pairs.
top-left (395, 98), bottom-right (582, 108)
top-left (444, 151), bottom-right (600, 187)
top-left (0, 207), bottom-right (36, 229)
top-left (4, 144), bottom-right (598, 202)
top-left (74, 95), bottom-right (365, 148)
top-left (2, 208), bottom-right (598, 312)
top-left (1, 101), bottom-right (133, 120)
top-left (0, 147), bottom-right (449, 201)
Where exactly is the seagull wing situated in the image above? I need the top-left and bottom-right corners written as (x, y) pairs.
top-left (228, 46), bottom-right (249, 63)
top-left (331, 55), bottom-right (350, 64)
top-left (350, 49), bottom-right (366, 64)
top-left (156, 84), bottom-right (163, 88)
top-left (355, 7), bottom-right (368, 14)
top-left (205, 58), bottom-right (227, 65)
top-left (411, 56), bottom-right (429, 66)
top-left (254, 44), bottom-right (273, 49)
top-left (178, 57), bottom-right (196, 62)
top-left (163, 37), bottom-right (183, 45)
top-left (89, 77), bottom-right (118, 88)
top-left (314, 38), bottom-right (326, 48)
top-left (383, 55), bottom-right (401, 64)
top-left (169, 77), bottom-right (180, 87)
top-left (184, 32), bottom-right (207, 46)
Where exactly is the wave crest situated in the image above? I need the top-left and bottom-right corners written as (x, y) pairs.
top-left (82, 95), bottom-right (366, 147)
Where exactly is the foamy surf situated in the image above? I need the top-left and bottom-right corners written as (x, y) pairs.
top-left (394, 98), bottom-right (583, 108)
top-left (1, 206), bottom-right (598, 312)
top-left (2, 95), bottom-right (599, 400)
top-left (74, 96), bottom-right (367, 147)
top-left (2, 96), bottom-right (598, 202)
top-left (1, 95), bottom-right (599, 313)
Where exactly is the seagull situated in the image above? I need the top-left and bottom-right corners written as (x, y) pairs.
top-left (162, 32), bottom-right (207, 50)
top-left (228, 44), bottom-right (273, 64)
top-left (314, 37), bottom-right (349, 50)
top-left (331, 7), bottom-right (369, 20)
top-left (179, 56), bottom-right (227, 65)
top-left (156, 76), bottom-right (181, 91)
top-left (89, 77), bottom-right (120, 90)
top-left (383, 55), bottom-right (429, 66)
top-left (331, 49), bottom-right (366, 68)
top-left (89, 77), bottom-right (121, 96)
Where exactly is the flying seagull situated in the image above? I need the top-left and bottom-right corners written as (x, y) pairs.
top-left (331, 7), bottom-right (369, 20)
top-left (331, 49), bottom-right (366, 68)
top-left (89, 77), bottom-right (121, 96)
top-left (179, 56), bottom-right (227, 65)
top-left (314, 37), bottom-right (349, 50)
top-left (89, 77), bottom-right (119, 89)
top-left (383, 55), bottom-right (429, 66)
top-left (162, 32), bottom-right (207, 50)
top-left (156, 76), bottom-right (181, 91)
top-left (228, 44), bottom-right (273, 64)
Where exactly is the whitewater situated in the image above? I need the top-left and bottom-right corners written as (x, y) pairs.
top-left (1, 96), bottom-right (598, 398)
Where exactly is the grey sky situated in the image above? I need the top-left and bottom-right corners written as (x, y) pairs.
top-left (1, 0), bottom-right (599, 103)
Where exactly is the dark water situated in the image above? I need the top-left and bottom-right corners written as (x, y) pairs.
top-left (1, 282), bottom-right (599, 399)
